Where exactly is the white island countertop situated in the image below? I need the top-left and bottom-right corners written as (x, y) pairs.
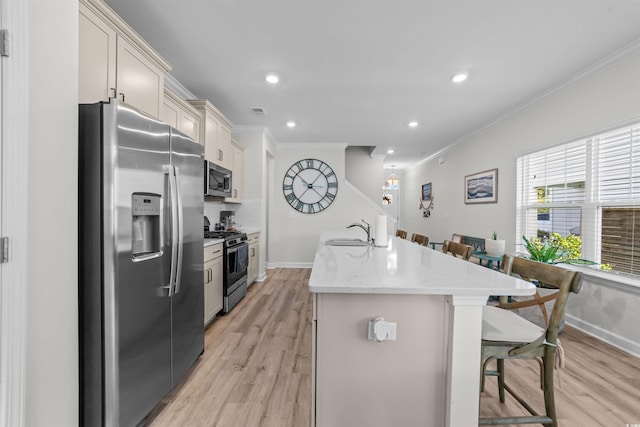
top-left (309, 230), bottom-right (536, 427)
top-left (309, 230), bottom-right (535, 297)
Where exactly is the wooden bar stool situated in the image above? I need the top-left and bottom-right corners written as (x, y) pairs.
top-left (442, 240), bottom-right (472, 260)
top-left (479, 254), bottom-right (583, 426)
top-left (395, 229), bottom-right (408, 239)
top-left (410, 233), bottom-right (429, 246)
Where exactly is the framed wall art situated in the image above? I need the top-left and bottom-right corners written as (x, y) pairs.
top-left (464, 168), bottom-right (498, 204)
top-left (421, 182), bottom-right (432, 201)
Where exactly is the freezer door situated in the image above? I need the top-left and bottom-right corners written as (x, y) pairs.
top-left (170, 129), bottom-right (205, 386)
top-left (106, 101), bottom-right (173, 427)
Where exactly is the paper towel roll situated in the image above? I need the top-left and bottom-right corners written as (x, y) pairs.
top-left (374, 215), bottom-right (388, 247)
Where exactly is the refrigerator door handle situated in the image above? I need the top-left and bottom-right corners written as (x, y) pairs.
top-left (173, 166), bottom-right (184, 294)
top-left (165, 164), bottom-right (179, 297)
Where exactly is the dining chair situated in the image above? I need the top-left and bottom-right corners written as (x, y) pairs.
top-left (410, 233), bottom-right (429, 246)
top-left (430, 233), bottom-right (463, 250)
top-left (442, 240), bottom-right (472, 260)
top-left (479, 254), bottom-right (583, 426)
top-left (395, 229), bottom-right (408, 239)
top-left (498, 256), bottom-right (562, 328)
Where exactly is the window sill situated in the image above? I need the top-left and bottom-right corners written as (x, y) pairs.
top-left (562, 264), bottom-right (640, 295)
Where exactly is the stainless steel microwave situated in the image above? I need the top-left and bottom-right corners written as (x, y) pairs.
top-left (204, 161), bottom-right (232, 198)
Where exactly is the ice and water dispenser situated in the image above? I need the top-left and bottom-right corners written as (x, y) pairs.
top-left (131, 193), bottom-right (161, 259)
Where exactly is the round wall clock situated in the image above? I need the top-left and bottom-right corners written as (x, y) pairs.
top-left (282, 158), bottom-right (338, 214)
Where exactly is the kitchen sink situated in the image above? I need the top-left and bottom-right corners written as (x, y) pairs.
top-left (325, 239), bottom-right (370, 247)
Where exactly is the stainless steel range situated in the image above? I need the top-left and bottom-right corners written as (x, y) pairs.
top-left (205, 230), bottom-right (248, 313)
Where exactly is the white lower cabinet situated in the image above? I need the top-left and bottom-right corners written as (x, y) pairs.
top-left (247, 232), bottom-right (259, 285)
top-left (204, 243), bottom-right (223, 325)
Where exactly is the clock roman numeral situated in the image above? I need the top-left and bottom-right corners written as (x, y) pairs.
top-left (285, 192), bottom-right (296, 202)
top-left (283, 184), bottom-right (293, 191)
top-left (306, 159), bottom-right (315, 168)
top-left (328, 182), bottom-right (338, 188)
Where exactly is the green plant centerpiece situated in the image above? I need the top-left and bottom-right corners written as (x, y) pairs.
top-left (522, 233), bottom-right (597, 265)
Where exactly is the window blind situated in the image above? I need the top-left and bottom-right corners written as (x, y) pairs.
top-left (597, 126), bottom-right (640, 202)
top-left (516, 121), bottom-right (640, 276)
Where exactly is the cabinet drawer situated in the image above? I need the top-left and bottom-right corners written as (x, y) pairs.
top-left (247, 232), bottom-right (260, 243)
top-left (204, 243), bottom-right (223, 262)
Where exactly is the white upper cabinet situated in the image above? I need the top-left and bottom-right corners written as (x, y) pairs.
top-left (161, 88), bottom-right (202, 143)
top-left (79, 0), bottom-right (171, 119)
top-left (226, 140), bottom-right (244, 203)
top-left (187, 100), bottom-right (233, 170)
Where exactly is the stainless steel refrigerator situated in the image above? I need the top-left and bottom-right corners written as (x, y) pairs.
top-left (79, 99), bottom-right (204, 426)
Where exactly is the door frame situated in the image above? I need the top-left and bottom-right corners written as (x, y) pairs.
top-left (0, 0), bottom-right (28, 426)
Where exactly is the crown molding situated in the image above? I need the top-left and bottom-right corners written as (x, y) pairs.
top-left (415, 38), bottom-right (640, 168)
top-left (164, 74), bottom-right (197, 100)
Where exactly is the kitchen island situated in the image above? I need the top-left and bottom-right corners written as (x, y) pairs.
top-left (309, 231), bottom-right (535, 427)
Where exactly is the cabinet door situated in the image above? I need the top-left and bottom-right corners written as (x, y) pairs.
top-left (204, 258), bottom-right (214, 324)
top-left (248, 234), bottom-right (259, 284)
top-left (161, 94), bottom-right (201, 143)
top-left (116, 37), bottom-right (164, 119)
top-left (226, 143), bottom-right (243, 203)
top-left (204, 255), bottom-right (223, 325)
top-left (160, 95), bottom-right (180, 129)
top-left (217, 123), bottom-right (231, 169)
top-left (248, 242), bottom-right (258, 284)
top-left (180, 112), bottom-right (201, 143)
top-left (211, 255), bottom-right (223, 316)
top-left (203, 114), bottom-right (219, 164)
top-left (79, 3), bottom-right (116, 103)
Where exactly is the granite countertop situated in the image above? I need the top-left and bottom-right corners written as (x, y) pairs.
top-left (309, 230), bottom-right (535, 297)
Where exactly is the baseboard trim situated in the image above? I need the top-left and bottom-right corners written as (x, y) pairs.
top-left (566, 314), bottom-right (640, 358)
top-left (268, 262), bottom-right (313, 269)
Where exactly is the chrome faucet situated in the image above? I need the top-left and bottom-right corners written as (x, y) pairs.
top-left (346, 219), bottom-right (371, 244)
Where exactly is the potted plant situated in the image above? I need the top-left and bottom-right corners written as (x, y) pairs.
top-left (485, 231), bottom-right (506, 257)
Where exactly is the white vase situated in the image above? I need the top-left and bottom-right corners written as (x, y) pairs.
top-left (485, 239), bottom-right (506, 257)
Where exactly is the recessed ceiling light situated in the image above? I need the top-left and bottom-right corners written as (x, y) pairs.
top-left (387, 149), bottom-right (394, 154)
top-left (408, 121), bottom-right (418, 128)
top-left (265, 73), bottom-right (280, 84)
top-left (451, 73), bottom-right (468, 83)
top-left (286, 121), bottom-right (296, 128)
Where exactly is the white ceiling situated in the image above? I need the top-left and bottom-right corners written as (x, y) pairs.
top-left (104, 0), bottom-right (640, 169)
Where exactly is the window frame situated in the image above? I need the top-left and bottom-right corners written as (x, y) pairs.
top-left (516, 120), bottom-right (640, 281)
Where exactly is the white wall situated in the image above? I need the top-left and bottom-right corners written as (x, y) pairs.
top-left (401, 49), bottom-right (640, 355)
top-left (232, 128), bottom-right (276, 278)
top-left (272, 144), bottom-right (383, 265)
top-left (26, 0), bottom-right (78, 425)
top-left (345, 146), bottom-right (383, 202)
top-left (403, 51), bottom-right (640, 251)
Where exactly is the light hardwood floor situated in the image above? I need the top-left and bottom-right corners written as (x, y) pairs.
top-left (145, 268), bottom-right (640, 427)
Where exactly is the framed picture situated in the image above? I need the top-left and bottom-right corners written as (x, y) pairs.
top-left (464, 168), bottom-right (498, 204)
top-left (421, 182), bottom-right (432, 201)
